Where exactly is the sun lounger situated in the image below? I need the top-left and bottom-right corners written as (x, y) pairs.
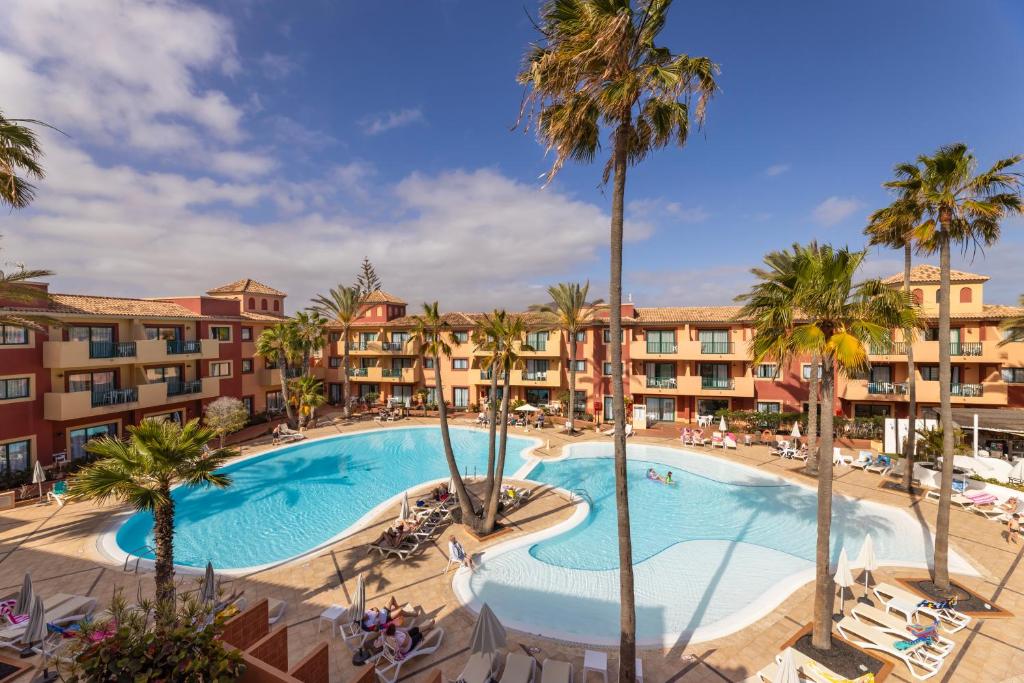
top-left (866, 455), bottom-right (891, 475)
top-left (601, 424), bottom-right (634, 438)
top-left (873, 582), bottom-right (971, 633)
top-left (47, 481), bottom-right (68, 507)
top-left (375, 627), bottom-right (444, 683)
top-left (850, 451), bottom-right (873, 469)
top-left (499, 652), bottom-right (536, 683)
top-left (783, 647), bottom-right (863, 683)
top-left (833, 447), bottom-right (853, 466)
top-left (278, 425), bottom-right (305, 442)
top-left (884, 459), bottom-right (906, 478)
top-left (0, 594), bottom-right (97, 648)
top-left (539, 658), bottom-right (572, 683)
top-left (267, 598), bottom-right (286, 625)
top-left (850, 603), bottom-right (954, 657)
top-left (924, 488), bottom-right (974, 509)
top-left (449, 652), bottom-right (497, 683)
top-left (367, 538), bottom-right (421, 561)
top-left (836, 616), bottom-right (943, 680)
top-left (710, 431), bottom-right (724, 448)
top-left (724, 434), bottom-right (738, 449)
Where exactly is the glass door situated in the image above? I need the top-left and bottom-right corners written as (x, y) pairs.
top-left (645, 397), bottom-right (675, 422)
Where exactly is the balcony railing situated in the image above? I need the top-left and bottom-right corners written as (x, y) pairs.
top-left (870, 342), bottom-right (907, 356)
top-left (355, 342), bottom-right (371, 351)
top-left (382, 368), bottom-right (404, 378)
top-left (381, 341), bottom-right (406, 351)
top-left (951, 383), bottom-right (984, 397)
top-left (523, 371), bottom-right (548, 381)
top-left (646, 342), bottom-right (677, 354)
top-left (91, 387), bottom-right (138, 407)
top-left (701, 377), bottom-right (734, 390)
top-left (525, 340), bottom-right (547, 351)
top-left (348, 368), bottom-right (369, 377)
top-left (647, 377), bottom-right (677, 389)
top-left (284, 368), bottom-right (302, 379)
top-left (89, 341), bottom-right (136, 359)
top-left (867, 381), bottom-right (908, 395)
top-left (950, 342), bottom-right (983, 357)
top-left (166, 339), bottom-right (202, 355)
top-left (700, 341), bottom-right (734, 354)
top-left (167, 379), bottom-right (202, 396)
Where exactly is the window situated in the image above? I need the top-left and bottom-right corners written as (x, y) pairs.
top-left (602, 329), bottom-right (624, 344)
top-left (524, 359), bottom-right (548, 379)
top-left (241, 359), bottom-right (254, 373)
top-left (912, 288), bottom-right (924, 305)
top-left (0, 439), bottom-right (30, 474)
top-left (920, 365), bottom-right (939, 381)
top-left (603, 395), bottom-right (615, 422)
top-left (699, 363), bottom-right (731, 388)
top-left (68, 370), bottom-right (115, 394)
top-left (241, 327), bottom-right (252, 341)
top-left (757, 401), bottom-right (781, 414)
top-left (452, 331), bottom-right (469, 344)
top-left (391, 331), bottom-right (410, 346)
top-left (0, 378), bottom-right (30, 400)
top-left (525, 388), bottom-right (550, 405)
top-left (273, 300), bottom-right (280, 312)
top-left (1002, 368), bottom-right (1024, 383)
top-left (261, 299), bottom-right (268, 310)
top-left (869, 366), bottom-right (892, 383)
top-left (423, 357), bottom-right (435, 369)
top-left (209, 326), bottom-right (231, 342)
top-left (573, 390), bottom-right (587, 413)
top-left (572, 360), bottom-right (586, 372)
top-left (575, 330), bottom-right (586, 342)
top-left (698, 329), bottom-right (731, 354)
top-left (209, 361), bottom-right (231, 377)
top-left (144, 326), bottom-right (181, 341)
top-left (801, 363), bottom-right (822, 380)
top-left (145, 366), bottom-right (181, 383)
top-left (69, 424), bottom-right (117, 461)
top-left (959, 287), bottom-right (972, 303)
top-left (755, 363), bottom-right (778, 379)
top-left (248, 297), bottom-right (256, 309)
top-left (0, 324), bottom-right (28, 345)
top-left (328, 331), bottom-right (341, 343)
top-left (266, 391), bottom-right (284, 412)
top-left (526, 331), bottom-right (547, 351)
top-left (453, 387), bottom-right (469, 408)
top-left (602, 361), bottom-right (614, 376)
top-left (855, 404), bottom-right (891, 418)
top-left (935, 289), bottom-right (941, 303)
top-left (425, 387), bottom-right (437, 404)
top-left (67, 325), bottom-right (114, 343)
top-left (358, 332), bottom-right (376, 348)
top-left (328, 356), bottom-right (342, 369)
top-left (242, 396), bottom-right (254, 415)
top-left (452, 358), bottom-right (468, 370)
top-left (646, 330), bottom-right (676, 353)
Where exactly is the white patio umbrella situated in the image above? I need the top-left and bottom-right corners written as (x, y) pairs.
top-left (834, 548), bottom-right (854, 615)
top-left (22, 595), bottom-right (46, 648)
top-left (347, 574), bottom-right (365, 623)
top-left (398, 491), bottom-right (410, 521)
top-left (719, 415), bottom-right (727, 432)
top-left (856, 534), bottom-right (878, 591)
top-left (469, 603), bottom-right (506, 656)
top-left (200, 561), bottom-right (217, 604)
top-left (15, 573), bottom-right (33, 614)
top-left (32, 460), bottom-right (46, 501)
top-left (514, 404), bottom-right (540, 412)
top-left (791, 422), bottom-right (801, 439)
top-left (774, 647), bottom-right (800, 683)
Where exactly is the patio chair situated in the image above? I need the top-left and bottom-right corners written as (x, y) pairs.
top-left (0, 594), bottom-right (97, 650)
top-left (498, 652), bottom-right (535, 683)
top-left (850, 451), bottom-right (873, 469)
top-left (873, 582), bottom-right (971, 633)
top-left (724, 433), bottom-right (738, 449)
top-left (836, 616), bottom-right (943, 680)
top-left (374, 627), bottom-right (444, 683)
top-left (850, 603), bottom-right (954, 658)
top-left (539, 658), bottom-right (572, 683)
top-left (47, 481), bottom-right (68, 507)
top-left (710, 431), bottom-right (724, 448)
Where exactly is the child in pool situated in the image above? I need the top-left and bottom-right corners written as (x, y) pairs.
top-left (665, 471), bottom-right (673, 484)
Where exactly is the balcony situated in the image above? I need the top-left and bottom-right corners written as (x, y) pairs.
top-left (951, 383), bottom-right (984, 397)
top-left (347, 367), bottom-right (418, 383)
top-left (700, 341), bottom-right (734, 355)
top-left (629, 375), bottom-right (755, 396)
top-left (867, 381), bottom-right (908, 395)
top-left (843, 379), bottom-right (1006, 405)
top-left (510, 369), bottom-right (560, 387)
top-left (166, 340), bottom-right (202, 355)
top-left (167, 379), bottom-right (203, 396)
top-left (348, 368), bottom-right (369, 377)
top-left (44, 377), bottom-right (220, 421)
top-left (380, 342), bottom-right (406, 352)
top-left (951, 342), bottom-right (983, 357)
top-left (701, 376), bottom-right (734, 390)
top-left (91, 386), bottom-right (138, 407)
top-left (522, 371), bottom-right (548, 381)
top-left (647, 377), bottom-right (677, 389)
top-left (869, 342), bottom-right (907, 357)
top-left (89, 341), bottom-right (136, 359)
top-left (43, 338), bottom-right (218, 368)
top-left (646, 342), bottom-right (678, 355)
top-left (912, 340), bottom-right (986, 363)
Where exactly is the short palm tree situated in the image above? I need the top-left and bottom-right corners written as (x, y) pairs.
top-left (311, 285), bottom-right (364, 417)
top-left (530, 282), bottom-right (602, 433)
top-left (737, 243), bottom-right (918, 650)
top-left (255, 323), bottom-right (301, 428)
top-left (865, 196), bottom-right (924, 491)
top-left (999, 295), bottom-right (1024, 345)
top-left (0, 112), bottom-right (47, 210)
top-left (291, 310), bottom-right (328, 376)
top-left (518, 4), bottom-right (718, 674)
top-left (880, 143), bottom-right (1022, 591)
top-left (69, 419), bottom-right (234, 602)
top-left (0, 241), bottom-right (55, 328)
top-left (472, 310), bottom-right (509, 511)
top-left (290, 375), bottom-right (326, 427)
top-left (411, 302), bottom-right (476, 525)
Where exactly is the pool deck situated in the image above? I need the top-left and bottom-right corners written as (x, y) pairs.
top-left (1, 415), bottom-right (1022, 681)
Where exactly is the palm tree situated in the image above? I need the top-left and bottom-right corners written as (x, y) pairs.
top-left (291, 310), bottom-right (328, 376)
top-left (255, 323), bottom-right (301, 428)
top-left (411, 302), bottom-right (476, 525)
top-left (0, 112), bottom-right (47, 210)
top-left (518, 5), bottom-right (718, 675)
top-left (311, 285), bottom-right (364, 417)
top-left (68, 419), bottom-right (234, 603)
top-left (290, 375), bottom-right (327, 428)
top-left (738, 243), bottom-right (918, 650)
top-left (0, 241), bottom-right (55, 329)
top-left (530, 282), bottom-right (602, 433)
top-left (998, 295), bottom-right (1024, 345)
top-left (472, 310), bottom-right (508, 511)
top-left (865, 196), bottom-right (924, 491)
top-left (880, 143), bottom-right (1022, 591)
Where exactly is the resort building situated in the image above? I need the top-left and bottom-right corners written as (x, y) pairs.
top-left (1, 266), bottom-right (1022, 474)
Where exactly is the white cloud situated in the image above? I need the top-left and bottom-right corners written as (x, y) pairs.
top-left (627, 265), bottom-right (756, 306)
top-left (210, 151), bottom-right (278, 179)
top-left (812, 196), bottom-right (862, 227)
top-left (764, 163), bottom-right (790, 177)
top-left (362, 108), bottom-right (425, 136)
top-left (258, 52), bottom-right (296, 80)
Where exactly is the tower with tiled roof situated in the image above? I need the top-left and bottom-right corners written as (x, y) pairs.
top-left (206, 278), bottom-right (287, 317)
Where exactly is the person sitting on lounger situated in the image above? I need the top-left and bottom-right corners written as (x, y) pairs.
top-left (1009, 514), bottom-right (1020, 545)
top-left (448, 536), bottom-right (475, 571)
top-left (375, 525), bottom-right (406, 549)
top-left (374, 622), bottom-right (430, 660)
top-left (362, 597), bottom-right (418, 631)
top-left (432, 484), bottom-right (450, 503)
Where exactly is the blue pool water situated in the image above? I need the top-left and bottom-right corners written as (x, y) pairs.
top-left (114, 427), bottom-right (533, 569)
top-left (458, 442), bottom-right (977, 646)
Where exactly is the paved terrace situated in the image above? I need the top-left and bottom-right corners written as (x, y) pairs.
top-left (0, 415), bottom-right (1021, 682)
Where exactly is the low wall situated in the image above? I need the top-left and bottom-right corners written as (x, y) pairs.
top-left (224, 600), bottom-right (330, 683)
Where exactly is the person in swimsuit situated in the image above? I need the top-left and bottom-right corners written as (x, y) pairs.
top-left (1009, 513), bottom-right (1020, 545)
top-left (665, 471), bottom-right (673, 484)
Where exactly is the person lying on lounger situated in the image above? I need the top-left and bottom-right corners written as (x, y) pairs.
top-left (374, 525), bottom-right (407, 549)
top-left (362, 598), bottom-right (419, 631)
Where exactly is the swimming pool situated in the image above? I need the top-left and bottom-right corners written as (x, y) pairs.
top-left (454, 442), bottom-right (977, 646)
top-left (108, 426), bottom-right (535, 571)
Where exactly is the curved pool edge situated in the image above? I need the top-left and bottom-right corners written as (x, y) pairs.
top-left (97, 424), bottom-right (543, 576)
top-left (451, 441), bottom-right (981, 648)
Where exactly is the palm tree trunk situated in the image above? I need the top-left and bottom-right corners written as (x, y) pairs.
top-left (811, 356), bottom-right (837, 650)
top-left (434, 352), bottom-right (478, 525)
top-left (484, 372), bottom-right (513, 531)
top-left (279, 358), bottom-right (297, 428)
top-left (567, 333), bottom-right (577, 432)
top-left (342, 329), bottom-right (351, 418)
top-left (153, 489), bottom-right (176, 605)
top-left (934, 233), bottom-right (954, 591)
top-left (903, 243), bottom-right (917, 492)
top-left (805, 354), bottom-right (820, 475)
top-left (484, 360), bottom-right (500, 505)
top-left (610, 120), bottom-right (637, 683)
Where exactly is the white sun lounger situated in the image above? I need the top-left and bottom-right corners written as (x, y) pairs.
top-left (450, 652), bottom-right (497, 683)
top-left (0, 594), bottom-right (97, 648)
top-left (837, 616), bottom-right (943, 680)
top-left (850, 451), bottom-right (873, 469)
top-left (499, 652), bottom-right (536, 683)
top-left (850, 603), bottom-right (954, 657)
top-left (756, 648), bottom-right (840, 683)
top-left (540, 658), bottom-right (572, 683)
top-left (873, 582), bottom-right (971, 633)
top-left (375, 628), bottom-right (444, 683)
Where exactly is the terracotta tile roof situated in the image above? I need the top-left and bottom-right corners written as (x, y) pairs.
top-left (42, 293), bottom-right (201, 318)
top-left (239, 312), bottom-right (288, 322)
top-left (634, 306), bottom-right (746, 324)
top-left (882, 264), bottom-right (988, 285)
top-left (206, 278), bottom-right (286, 296)
top-left (361, 290), bottom-right (406, 305)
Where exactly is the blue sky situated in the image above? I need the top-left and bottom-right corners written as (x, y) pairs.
top-left (3, 0), bottom-right (1023, 311)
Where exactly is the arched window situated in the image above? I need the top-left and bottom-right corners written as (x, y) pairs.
top-left (273, 300), bottom-right (280, 312)
top-left (959, 287), bottom-right (972, 303)
top-left (261, 299), bottom-right (268, 310)
top-left (248, 297), bottom-right (255, 309)
top-left (912, 288), bottom-right (923, 305)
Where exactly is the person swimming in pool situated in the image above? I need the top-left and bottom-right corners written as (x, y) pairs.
top-left (665, 471), bottom-right (673, 484)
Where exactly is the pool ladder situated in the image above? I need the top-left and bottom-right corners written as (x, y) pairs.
top-left (569, 488), bottom-right (593, 506)
top-left (123, 545), bottom-right (155, 573)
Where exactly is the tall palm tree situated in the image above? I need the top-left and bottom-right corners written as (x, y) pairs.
top-left (291, 310), bottom-right (328, 376)
top-left (518, 5), bottom-right (718, 675)
top-left (255, 323), bottom-right (301, 428)
top-left (865, 197), bottom-right (925, 491)
top-left (311, 285), bottom-right (364, 417)
top-left (998, 295), bottom-right (1024, 345)
top-left (881, 143), bottom-right (1022, 590)
top-left (0, 241), bottom-right (55, 329)
top-left (738, 243), bottom-right (918, 650)
top-left (68, 419), bottom-right (233, 603)
top-left (473, 310), bottom-right (509, 510)
top-left (530, 282), bottom-right (602, 433)
top-left (0, 112), bottom-right (47, 210)
top-left (290, 375), bottom-right (327, 428)
top-left (411, 302), bottom-right (477, 526)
